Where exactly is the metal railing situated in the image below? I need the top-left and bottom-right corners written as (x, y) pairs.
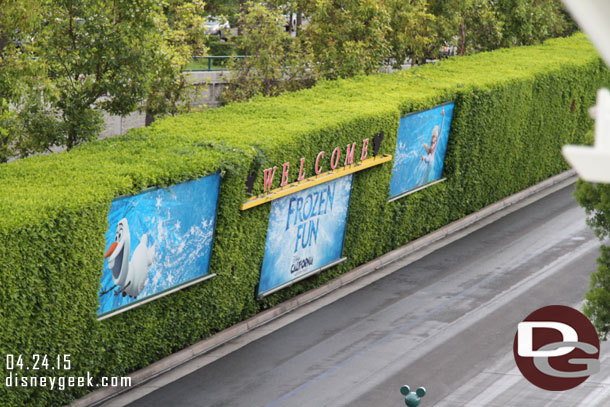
top-left (185, 55), bottom-right (437, 73)
top-left (185, 55), bottom-right (246, 72)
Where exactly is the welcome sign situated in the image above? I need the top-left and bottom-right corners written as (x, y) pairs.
top-left (258, 175), bottom-right (353, 296)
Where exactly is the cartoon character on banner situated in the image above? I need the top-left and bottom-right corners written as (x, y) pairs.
top-left (418, 106), bottom-right (446, 187)
top-left (101, 218), bottom-right (155, 298)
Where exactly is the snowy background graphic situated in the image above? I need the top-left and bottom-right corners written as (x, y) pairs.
top-left (389, 102), bottom-right (455, 198)
top-left (259, 175), bottom-right (353, 295)
top-left (98, 173), bottom-right (221, 316)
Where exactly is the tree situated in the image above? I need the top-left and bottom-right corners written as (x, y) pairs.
top-left (497, 0), bottom-right (570, 47)
top-left (0, 0), bottom-right (207, 161)
top-left (0, 99), bottom-right (14, 163)
top-left (264, 0), bottom-right (312, 37)
top-left (429, 0), bottom-right (503, 55)
top-left (29, 0), bottom-right (167, 151)
top-left (306, 0), bottom-right (391, 79)
top-left (384, 0), bottom-right (441, 67)
top-left (0, 0), bottom-right (44, 160)
top-left (574, 182), bottom-right (610, 339)
top-left (143, 1), bottom-right (208, 125)
top-left (205, 0), bottom-right (243, 25)
top-left (221, 2), bottom-right (315, 103)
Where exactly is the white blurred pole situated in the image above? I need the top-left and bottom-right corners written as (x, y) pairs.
top-left (563, 89), bottom-right (610, 183)
top-left (561, 0), bottom-right (610, 183)
top-left (562, 0), bottom-right (610, 68)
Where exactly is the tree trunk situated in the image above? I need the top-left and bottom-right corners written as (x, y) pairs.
top-left (145, 112), bottom-right (155, 126)
top-left (0, 31), bottom-right (11, 56)
top-left (296, 10), bottom-right (302, 37)
top-left (459, 21), bottom-right (466, 56)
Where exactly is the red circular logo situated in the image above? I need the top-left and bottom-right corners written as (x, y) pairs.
top-left (513, 305), bottom-right (600, 391)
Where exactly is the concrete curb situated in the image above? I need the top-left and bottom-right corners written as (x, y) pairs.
top-left (72, 170), bottom-right (577, 407)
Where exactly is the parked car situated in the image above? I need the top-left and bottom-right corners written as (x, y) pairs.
top-left (204, 16), bottom-right (230, 41)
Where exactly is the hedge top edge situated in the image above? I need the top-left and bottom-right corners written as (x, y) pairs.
top-left (0, 34), bottom-right (601, 229)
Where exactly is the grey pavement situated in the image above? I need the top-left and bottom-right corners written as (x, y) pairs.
top-left (126, 184), bottom-right (606, 407)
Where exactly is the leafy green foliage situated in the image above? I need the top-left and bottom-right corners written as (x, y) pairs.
top-left (428, 0), bottom-right (574, 56)
top-left (31, 0), bottom-right (163, 149)
top-left (0, 0), bottom-right (208, 160)
top-left (205, 0), bottom-right (243, 25)
top-left (574, 181), bottom-right (610, 339)
top-left (430, 0), bottom-right (504, 55)
top-left (583, 245), bottom-right (610, 340)
top-left (497, 0), bottom-right (571, 47)
top-left (208, 0), bottom-right (576, 91)
top-left (206, 35), bottom-right (235, 56)
top-left (221, 1), bottom-right (315, 103)
top-left (0, 0), bottom-right (48, 160)
top-left (0, 34), bottom-right (607, 406)
top-left (384, 0), bottom-right (441, 66)
top-left (142, 0), bottom-right (209, 124)
top-left (306, 0), bottom-right (391, 79)
top-left (0, 99), bottom-right (14, 162)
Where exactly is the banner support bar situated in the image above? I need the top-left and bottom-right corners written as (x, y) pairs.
top-left (241, 155), bottom-right (392, 210)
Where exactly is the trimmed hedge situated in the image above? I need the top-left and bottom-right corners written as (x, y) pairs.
top-left (0, 34), bottom-right (607, 406)
top-left (206, 35), bottom-right (235, 56)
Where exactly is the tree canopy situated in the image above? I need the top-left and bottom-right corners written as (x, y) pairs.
top-left (0, 0), bottom-right (576, 161)
top-left (574, 182), bottom-right (610, 339)
top-left (0, 0), bottom-right (207, 161)
top-left (221, 2), bottom-right (314, 102)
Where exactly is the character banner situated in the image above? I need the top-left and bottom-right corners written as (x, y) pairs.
top-left (258, 175), bottom-right (353, 296)
top-left (389, 102), bottom-right (455, 200)
top-left (98, 173), bottom-right (221, 319)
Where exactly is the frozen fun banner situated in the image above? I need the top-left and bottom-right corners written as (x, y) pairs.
top-left (258, 175), bottom-right (353, 296)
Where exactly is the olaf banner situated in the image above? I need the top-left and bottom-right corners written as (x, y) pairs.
top-left (258, 175), bottom-right (353, 296)
top-left (389, 102), bottom-right (455, 200)
top-left (97, 173), bottom-right (221, 319)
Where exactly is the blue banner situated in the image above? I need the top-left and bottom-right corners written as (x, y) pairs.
top-left (98, 173), bottom-right (221, 317)
top-left (259, 175), bottom-right (353, 295)
top-left (389, 102), bottom-right (455, 199)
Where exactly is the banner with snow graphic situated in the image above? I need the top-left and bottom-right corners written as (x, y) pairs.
top-left (97, 173), bottom-right (221, 319)
top-left (389, 102), bottom-right (455, 200)
top-left (258, 175), bottom-right (353, 296)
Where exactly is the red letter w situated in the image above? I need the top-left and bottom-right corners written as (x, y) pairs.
top-left (263, 167), bottom-right (277, 192)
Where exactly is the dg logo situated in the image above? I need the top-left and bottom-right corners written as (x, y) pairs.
top-left (513, 305), bottom-right (601, 391)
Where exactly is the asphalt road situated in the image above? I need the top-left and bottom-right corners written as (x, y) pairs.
top-left (127, 185), bottom-right (608, 407)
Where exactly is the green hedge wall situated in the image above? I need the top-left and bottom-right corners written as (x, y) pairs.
top-left (0, 34), bottom-right (607, 406)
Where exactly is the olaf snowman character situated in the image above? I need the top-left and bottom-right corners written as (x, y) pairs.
top-left (102, 218), bottom-right (155, 298)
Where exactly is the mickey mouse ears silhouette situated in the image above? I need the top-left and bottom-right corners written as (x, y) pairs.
top-left (400, 385), bottom-right (426, 407)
